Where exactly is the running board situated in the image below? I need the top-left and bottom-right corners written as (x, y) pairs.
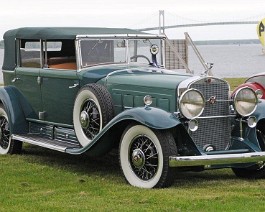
top-left (12, 134), bottom-right (81, 152)
top-left (169, 152), bottom-right (265, 167)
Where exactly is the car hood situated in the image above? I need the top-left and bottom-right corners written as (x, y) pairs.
top-left (80, 65), bottom-right (192, 89)
top-left (104, 67), bottom-right (192, 89)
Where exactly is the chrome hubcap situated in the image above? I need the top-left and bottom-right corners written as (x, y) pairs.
top-left (80, 99), bottom-right (101, 140)
top-left (132, 149), bottom-right (145, 168)
top-left (80, 111), bottom-right (89, 128)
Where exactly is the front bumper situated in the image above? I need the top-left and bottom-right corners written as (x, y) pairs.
top-left (169, 152), bottom-right (265, 167)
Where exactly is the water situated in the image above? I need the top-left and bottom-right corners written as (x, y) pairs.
top-left (1, 44), bottom-right (265, 83)
top-left (188, 44), bottom-right (265, 78)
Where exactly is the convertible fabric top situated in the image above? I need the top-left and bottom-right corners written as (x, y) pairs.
top-left (4, 27), bottom-right (147, 40)
top-left (2, 27), bottom-right (148, 70)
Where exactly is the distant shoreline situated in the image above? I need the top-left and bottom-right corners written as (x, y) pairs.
top-left (194, 39), bottom-right (260, 45)
top-left (0, 39), bottom-right (262, 49)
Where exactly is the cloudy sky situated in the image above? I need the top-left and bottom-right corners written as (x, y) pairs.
top-left (0, 0), bottom-right (264, 40)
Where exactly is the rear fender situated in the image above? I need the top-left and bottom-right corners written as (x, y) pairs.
top-left (0, 86), bottom-right (36, 134)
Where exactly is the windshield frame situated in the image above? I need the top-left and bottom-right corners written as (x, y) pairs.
top-left (76, 34), bottom-right (166, 71)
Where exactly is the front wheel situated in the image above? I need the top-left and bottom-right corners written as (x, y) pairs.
top-left (119, 125), bottom-right (177, 188)
top-left (232, 126), bottom-right (265, 179)
top-left (0, 105), bottom-right (22, 154)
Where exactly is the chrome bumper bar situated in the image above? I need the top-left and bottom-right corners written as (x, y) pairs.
top-left (169, 152), bottom-right (265, 167)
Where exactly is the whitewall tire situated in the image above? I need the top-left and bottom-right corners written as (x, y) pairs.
top-left (120, 125), bottom-right (177, 188)
top-left (0, 105), bottom-right (22, 154)
top-left (73, 84), bottom-right (114, 147)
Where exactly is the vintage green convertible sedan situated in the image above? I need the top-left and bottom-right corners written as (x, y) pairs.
top-left (2, 27), bottom-right (265, 188)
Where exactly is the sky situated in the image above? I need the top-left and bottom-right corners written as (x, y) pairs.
top-left (0, 0), bottom-right (265, 41)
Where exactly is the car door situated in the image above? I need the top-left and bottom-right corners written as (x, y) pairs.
top-left (13, 40), bottom-right (43, 118)
top-left (40, 68), bottom-right (80, 125)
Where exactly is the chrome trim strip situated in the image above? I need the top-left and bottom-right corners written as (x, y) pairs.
top-left (197, 115), bottom-right (236, 119)
top-left (169, 152), bottom-right (265, 167)
top-left (177, 76), bottom-right (230, 96)
top-left (124, 106), bottom-right (133, 109)
top-left (177, 76), bottom-right (201, 96)
top-left (12, 134), bottom-right (66, 152)
top-left (26, 118), bottom-right (74, 128)
top-left (76, 34), bottom-right (166, 39)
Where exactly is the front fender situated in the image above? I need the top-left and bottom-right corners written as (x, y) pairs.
top-left (0, 86), bottom-right (36, 134)
top-left (111, 107), bottom-right (181, 130)
top-left (252, 99), bottom-right (265, 122)
top-left (66, 107), bottom-right (181, 155)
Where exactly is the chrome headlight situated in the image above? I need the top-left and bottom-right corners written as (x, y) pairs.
top-left (233, 87), bottom-right (258, 117)
top-left (179, 89), bottom-right (205, 119)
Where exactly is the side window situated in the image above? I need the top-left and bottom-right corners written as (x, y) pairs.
top-left (19, 40), bottom-right (41, 68)
top-left (45, 40), bottom-right (77, 70)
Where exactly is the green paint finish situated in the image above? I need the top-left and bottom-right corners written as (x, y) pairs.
top-left (14, 67), bottom-right (42, 115)
top-left (123, 94), bottom-right (133, 108)
top-left (2, 71), bottom-right (15, 85)
top-left (40, 69), bottom-right (79, 124)
top-left (158, 99), bottom-right (170, 111)
top-left (134, 96), bottom-right (144, 107)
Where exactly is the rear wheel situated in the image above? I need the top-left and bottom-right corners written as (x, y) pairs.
top-left (0, 105), bottom-right (22, 154)
top-left (119, 125), bottom-right (177, 188)
top-left (232, 126), bottom-right (265, 178)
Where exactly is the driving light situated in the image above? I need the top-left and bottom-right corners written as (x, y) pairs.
top-left (233, 87), bottom-right (258, 117)
top-left (143, 95), bottom-right (152, 106)
top-left (188, 119), bottom-right (199, 132)
top-left (247, 116), bottom-right (257, 128)
top-left (179, 89), bottom-right (205, 119)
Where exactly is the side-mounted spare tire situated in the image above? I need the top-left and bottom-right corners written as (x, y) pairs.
top-left (0, 104), bottom-right (22, 154)
top-left (73, 84), bottom-right (114, 147)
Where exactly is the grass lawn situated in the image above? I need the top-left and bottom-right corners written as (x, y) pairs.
top-left (1, 78), bottom-right (264, 211)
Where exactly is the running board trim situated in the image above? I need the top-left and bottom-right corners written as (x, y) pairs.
top-left (12, 134), bottom-right (67, 152)
top-left (169, 152), bottom-right (265, 167)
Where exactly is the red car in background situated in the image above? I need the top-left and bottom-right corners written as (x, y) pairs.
top-left (233, 73), bottom-right (265, 99)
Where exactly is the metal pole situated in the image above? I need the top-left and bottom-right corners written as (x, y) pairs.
top-left (159, 10), bottom-right (165, 35)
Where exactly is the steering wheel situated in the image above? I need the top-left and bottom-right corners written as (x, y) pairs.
top-left (130, 55), bottom-right (151, 64)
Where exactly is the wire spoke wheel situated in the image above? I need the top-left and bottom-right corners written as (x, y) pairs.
top-left (130, 135), bottom-right (158, 181)
top-left (120, 125), bottom-right (177, 188)
top-left (0, 115), bottom-right (10, 150)
top-left (0, 105), bottom-right (22, 155)
top-left (80, 99), bottom-right (101, 140)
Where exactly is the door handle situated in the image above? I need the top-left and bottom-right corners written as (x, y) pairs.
top-left (12, 77), bottom-right (20, 83)
top-left (69, 83), bottom-right (79, 89)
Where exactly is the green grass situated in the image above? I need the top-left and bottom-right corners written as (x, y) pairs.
top-left (1, 78), bottom-right (264, 211)
top-left (224, 77), bottom-right (246, 91)
top-left (1, 145), bottom-right (265, 211)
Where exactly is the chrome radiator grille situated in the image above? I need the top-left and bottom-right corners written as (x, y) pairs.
top-left (189, 78), bottom-right (231, 151)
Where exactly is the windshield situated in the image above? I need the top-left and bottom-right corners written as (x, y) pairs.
top-left (128, 39), bottom-right (162, 65)
top-left (79, 38), bottom-right (163, 68)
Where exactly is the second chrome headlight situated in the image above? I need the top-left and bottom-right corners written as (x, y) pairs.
top-left (179, 89), bottom-right (205, 119)
top-left (233, 87), bottom-right (258, 117)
